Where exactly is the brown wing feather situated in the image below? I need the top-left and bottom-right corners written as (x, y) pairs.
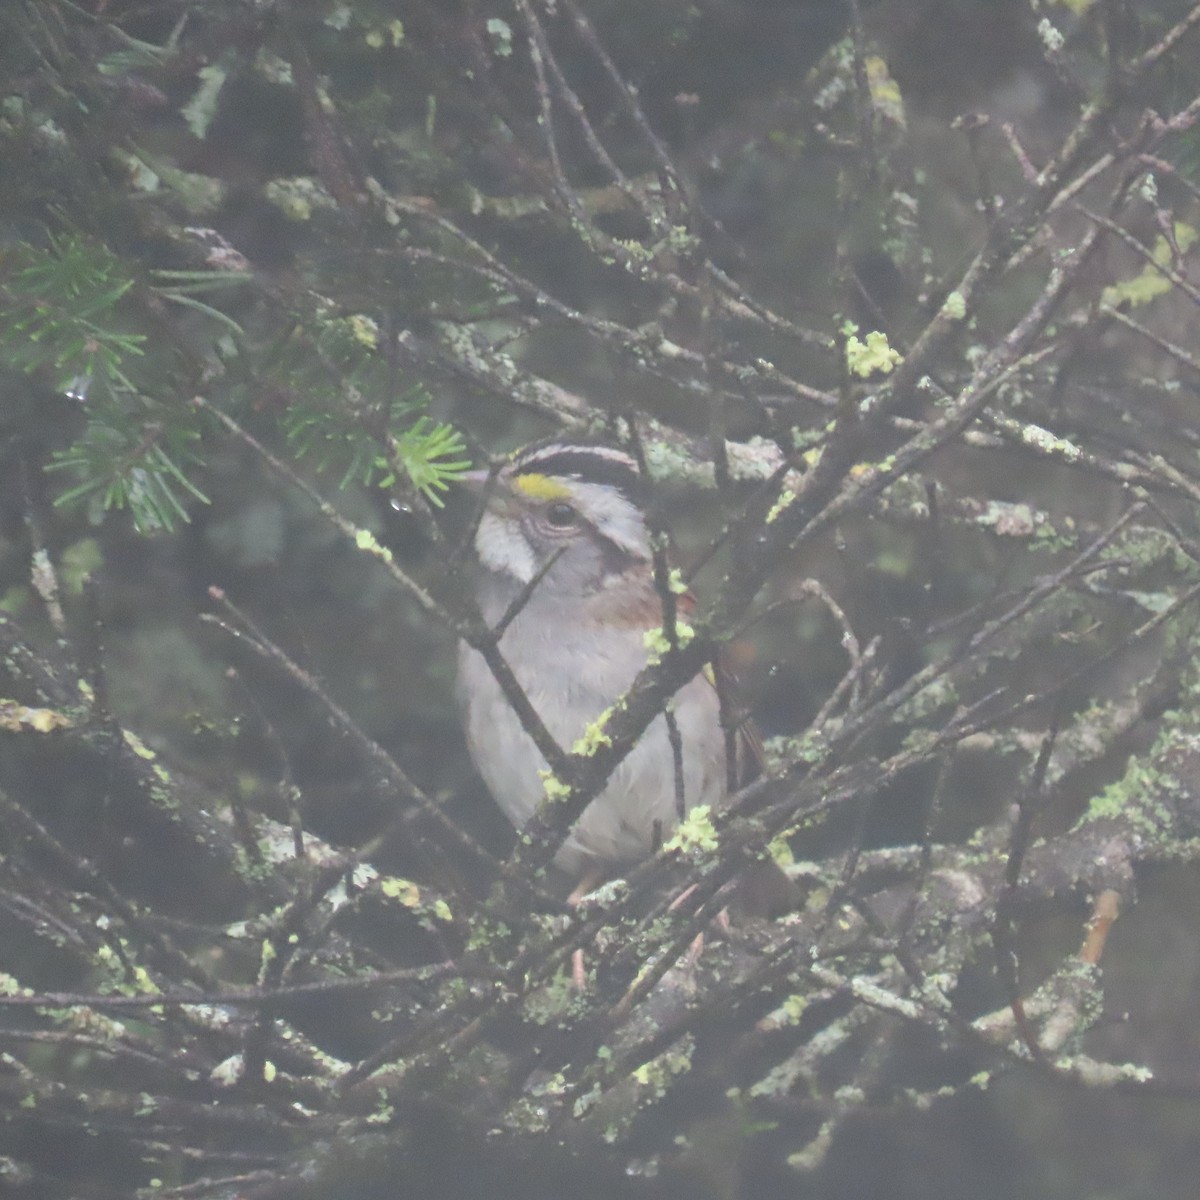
top-left (704, 639), bottom-right (798, 918)
top-left (599, 580), bottom-right (796, 912)
top-left (705, 650), bottom-right (764, 788)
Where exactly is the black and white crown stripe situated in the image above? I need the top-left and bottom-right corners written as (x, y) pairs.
top-left (511, 441), bottom-right (643, 502)
top-left (506, 440), bottom-right (651, 561)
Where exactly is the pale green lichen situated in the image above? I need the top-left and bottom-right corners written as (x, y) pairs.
top-left (365, 1089), bottom-right (396, 1125)
top-left (787, 1124), bottom-right (835, 1172)
top-left (1055, 1055), bottom-right (1153, 1086)
top-left (612, 237), bottom-right (654, 263)
top-left (352, 864), bottom-right (378, 891)
top-left (0, 700), bottom-right (73, 733)
top-left (255, 49), bottom-right (294, 85)
top-left (571, 708), bottom-right (614, 757)
top-left (572, 1083), bottom-right (603, 1118)
top-left (1019, 422), bottom-right (1083, 461)
top-left (663, 805), bottom-right (718, 856)
top-left (630, 1036), bottom-right (694, 1096)
top-left (0, 973), bottom-right (32, 997)
top-left (845, 329), bottom-right (902, 377)
top-left (354, 527), bottom-right (394, 564)
top-left (538, 769), bottom-right (572, 803)
top-left (638, 431), bottom-right (714, 487)
top-left (663, 224), bottom-right (699, 255)
top-left (766, 487), bottom-right (796, 524)
top-left (1037, 17), bottom-right (1065, 52)
top-left (978, 500), bottom-right (1037, 537)
top-left (524, 974), bottom-right (588, 1027)
top-left (1101, 222), bottom-right (1197, 308)
top-left (764, 729), bottom-right (831, 768)
top-left (1083, 748), bottom-right (1175, 838)
top-left (465, 915), bottom-right (512, 953)
top-left (767, 994), bottom-right (808, 1028)
top-left (62, 1004), bottom-right (127, 1041)
top-left (210, 1055), bottom-right (245, 1087)
top-left (864, 55), bottom-right (905, 127)
top-left (348, 314), bottom-right (380, 348)
top-left (93, 933), bottom-right (162, 1003)
top-left (766, 843), bottom-right (795, 880)
top-left (263, 176), bottom-right (337, 221)
top-left (843, 973), bottom-right (921, 1019)
top-left (364, 19), bottom-right (405, 47)
top-left (114, 150), bottom-right (226, 214)
top-left (941, 290), bottom-right (967, 320)
top-left (379, 875), bottom-right (422, 906)
top-left (485, 17), bottom-right (513, 57)
top-left (377, 870), bottom-right (455, 923)
top-left (643, 619), bottom-right (694, 663)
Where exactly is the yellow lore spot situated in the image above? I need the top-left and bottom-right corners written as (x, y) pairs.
top-left (512, 472), bottom-right (572, 501)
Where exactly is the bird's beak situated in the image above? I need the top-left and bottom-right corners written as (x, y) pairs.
top-left (458, 467), bottom-right (513, 515)
top-left (458, 467), bottom-right (494, 494)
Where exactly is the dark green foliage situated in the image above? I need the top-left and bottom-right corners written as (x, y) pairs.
top-left (0, 224), bottom-right (467, 526)
top-left (271, 314), bottom-right (468, 500)
top-left (0, 233), bottom-right (209, 531)
top-left (3, 3), bottom-right (1200, 1200)
top-left (3, 234), bottom-right (146, 386)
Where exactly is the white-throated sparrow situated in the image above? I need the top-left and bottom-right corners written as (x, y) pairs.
top-left (456, 438), bottom-right (781, 907)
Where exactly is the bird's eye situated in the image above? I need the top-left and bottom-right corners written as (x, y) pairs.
top-left (545, 501), bottom-right (579, 528)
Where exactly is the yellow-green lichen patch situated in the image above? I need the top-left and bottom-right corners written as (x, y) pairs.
top-left (0, 700), bottom-right (73, 733)
top-left (771, 993), bottom-right (809, 1028)
top-left (263, 176), bottom-right (337, 221)
top-left (1018, 422), bottom-right (1083, 461)
top-left (210, 1054), bottom-right (245, 1087)
top-left (766, 487), bottom-right (796, 524)
top-left (379, 876), bottom-right (422, 906)
top-left (664, 805), bottom-right (718, 856)
top-left (538, 769), bottom-right (572, 803)
top-left (1082, 756), bottom-right (1175, 839)
top-left (1036, 17), bottom-right (1065, 53)
top-left (630, 1035), bottom-right (695, 1099)
top-left (354, 527), bottom-right (394, 564)
top-left (1054, 1055), bottom-right (1153, 1086)
top-left (379, 875), bottom-right (453, 923)
top-left (1101, 222), bottom-right (1196, 309)
top-left (363, 19), bottom-right (405, 48)
top-left (845, 329), bottom-right (902, 377)
top-left (864, 55), bottom-right (905, 127)
top-left (571, 708), bottom-right (614, 757)
top-left (347, 314), bottom-right (380, 348)
top-left (941, 290), bottom-right (967, 320)
top-left (523, 975), bottom-right (590, 1028)
top-left (122, 728), bottom-right (157, 758)
top-left (643, 619), bottom-right (695, 663)
top-left (0, 973), bottom-right (33, 997)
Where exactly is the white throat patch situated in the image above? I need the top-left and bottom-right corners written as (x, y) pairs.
top-left (475, 509), bottom-right (538, 583)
